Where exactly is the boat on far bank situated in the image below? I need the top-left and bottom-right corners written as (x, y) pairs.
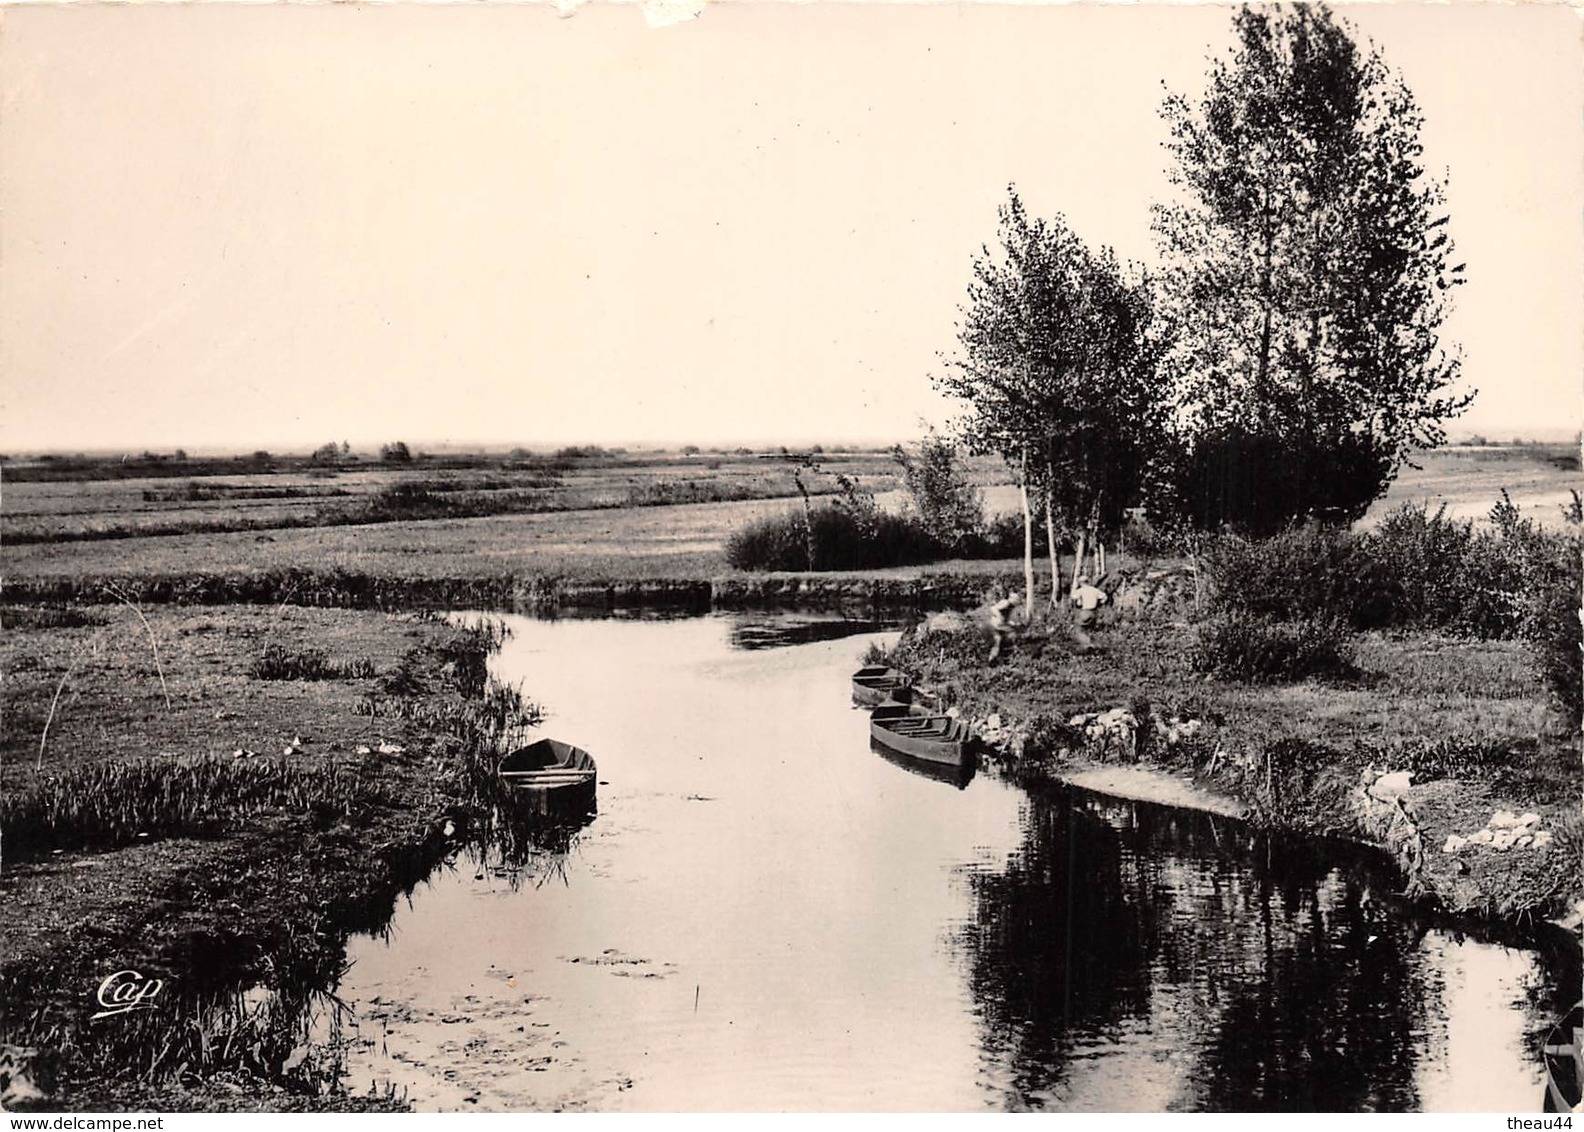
top-left (869, 700), bottom-right (971, 767)
top-left (851, 665), bottom-right (913, 706)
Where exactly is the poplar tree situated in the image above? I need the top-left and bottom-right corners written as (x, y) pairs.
top-left (1153, 2), bottom-right (1469, 533)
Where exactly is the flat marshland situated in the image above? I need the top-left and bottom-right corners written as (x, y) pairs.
top-left (1, 449), bottom-right (913, 567)
top-left (0, 441), bottom-right (1578, 1108)
top-left (4, 443), bottom-right (1574, 582)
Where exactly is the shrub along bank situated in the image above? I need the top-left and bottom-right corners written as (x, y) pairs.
top-left (1200, 498), bottom-right (1582, 722)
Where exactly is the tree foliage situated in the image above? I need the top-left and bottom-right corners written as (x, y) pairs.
top-left (892, 435), bottom-right (984, 551)
top-left (937, 187), bottom-right (1170, 592)
top-left (1153, 3), bottom-right (1469, 531)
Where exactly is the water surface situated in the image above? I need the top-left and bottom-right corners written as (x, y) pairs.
top-left (333, 613), bottom-right (1578, 1111)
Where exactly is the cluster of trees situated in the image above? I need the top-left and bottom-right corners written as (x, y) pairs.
top-left (939, 4), bottom-right (1469, 615)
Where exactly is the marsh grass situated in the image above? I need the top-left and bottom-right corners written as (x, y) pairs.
top-left (5, 568), bottom-right (524, 613)
top-left (5, 457), bottom-right (817, 546)
top-left (0, 609), bottom-right (578, 1107)
top-left (2, 755), bottom-right (374, 859)
top-left (250, 645), bottom-right (376, 682)
top-left (1381, 734), bottom-right (1518, 784)
top-left (141, 483), bottom-right (352, 503)
top-left (0, 606), bottom-right (108, 630)
top-left (623, 479), bottom-right (762, 507)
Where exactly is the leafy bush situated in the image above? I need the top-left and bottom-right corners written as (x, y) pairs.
top-left (1525, 530), bottom-right (1582, 721)
top-left (1205, 525), bottom-right (1397, 630)
top-left (1362, 502), bottom-right (1527, 637)
top-left (1191, 612), bottom-right (1358, 684)
top-left (725, 505), bottom-right (940, 571)
top-left (1116, 512), bottom-right (1186, 559)
top-left (893, 437), bottom-right (985, 550)
top-left (965, 512), bottom-right (1052, 560)
top-left (380, 441), bottom-right (413, 463)
top-left (1353, 495), bottom-right (1578, 644)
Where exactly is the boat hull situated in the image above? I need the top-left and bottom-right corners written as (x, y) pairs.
top-left (1543, 1003), bottom-right (1583, 1113)
top-left (499, 739), bottom-right (598, 811)
top-left (851, 665), bottom-right (913, 706)
top-left (869, 703), bottom-right (970, 767)
top-left (870, 738), bottom-right (975, 788)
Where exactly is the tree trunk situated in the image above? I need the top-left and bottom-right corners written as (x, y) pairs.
top-left (797, 482), bottom-right (815, 571)
top-left (1044, 485), bottom-right (1061, 609)
top-left (1020, 450), bottom-right (1035, 620)
top-left (1255, 183), bottom-right (1276, 431)
top-left (1071, 528), bottom-right (1087, 598)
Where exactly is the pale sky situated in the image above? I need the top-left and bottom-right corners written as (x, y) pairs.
top-left (2, 2), bottom-right (1580, 454)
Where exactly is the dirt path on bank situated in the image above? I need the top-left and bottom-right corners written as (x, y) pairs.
top-left (1057, 764), bottom-right (1249, 819)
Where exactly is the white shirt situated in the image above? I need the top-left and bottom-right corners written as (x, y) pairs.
top-left (1072, 584), bottom-right (1109, 612)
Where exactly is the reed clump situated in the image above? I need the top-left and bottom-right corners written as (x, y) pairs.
top-left (250, 644), bottom-right (377, 682)
top-left (3, 755), bottom-right (376, 859)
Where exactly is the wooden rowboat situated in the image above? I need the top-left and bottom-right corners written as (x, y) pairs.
top-left (870, 700), bottom-right (971, 767)
top-left (851, 665), bottom-right (913, 706)
top-left (1543, 1002), bottom-right (1583, 1112)
top-left (499, 739), bottom-right (597, 792)
top-left (872, 738), bottom-right (975, 789)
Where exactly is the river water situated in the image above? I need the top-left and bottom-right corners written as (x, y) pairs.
top-left (331, 613), bottom-right (1579, 1112)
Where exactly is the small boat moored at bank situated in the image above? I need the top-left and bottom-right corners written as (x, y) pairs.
top-left (499, 738), bottom-right (598, 794)
top-left (1543, 1002), bottom-right (1583, 1112)
top-left (871, 737), bottom-right (976, 789)
top-left (851, 665), bottom-right (913, 706)
top-left (869, 700), bottom-right (971, 767)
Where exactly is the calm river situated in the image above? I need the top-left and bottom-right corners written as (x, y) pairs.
top-left (332, 613), bottom-right (1579, 1112)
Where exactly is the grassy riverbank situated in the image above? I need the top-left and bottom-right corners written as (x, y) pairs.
top-left (879, 606), bottom-right (1581, 923)
top-left (0, 605), bottom-right (557, 1111)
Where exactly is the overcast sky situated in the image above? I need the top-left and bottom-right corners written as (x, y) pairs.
top-left (2, 2), bottom-right (1579, 454)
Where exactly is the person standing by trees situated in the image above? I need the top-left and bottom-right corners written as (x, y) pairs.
top-left (986, 587), bottom-right (1022, 664)
top-left (1069, 573), bottom-right (1111, 653)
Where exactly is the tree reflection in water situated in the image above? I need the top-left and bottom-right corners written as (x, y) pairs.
top-left (957, 784), bottom-right (1502, 1111)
